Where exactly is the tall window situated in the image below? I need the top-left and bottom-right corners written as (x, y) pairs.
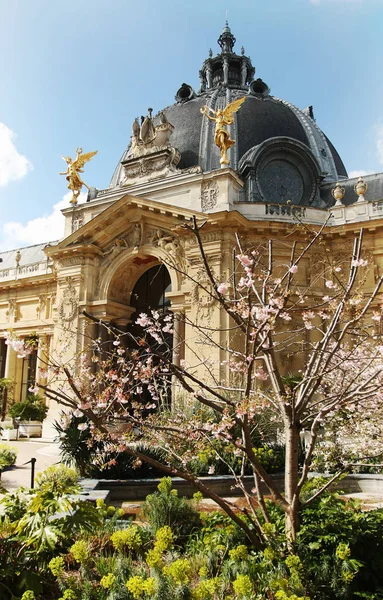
top-left (20, 348), bottom-right (38, 401)
top-left (0, 340), bottom-right (6, 379)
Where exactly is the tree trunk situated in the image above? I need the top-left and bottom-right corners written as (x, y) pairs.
top-left (284, 419), bottom-right (301, 542)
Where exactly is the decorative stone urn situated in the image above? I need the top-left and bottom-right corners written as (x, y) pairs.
top-left (354, 176), bottom-right (368, 202)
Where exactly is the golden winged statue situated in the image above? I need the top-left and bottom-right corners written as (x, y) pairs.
top-left (60, 147), bottom-right (98, 205)
top-left (200, 97), bottom-right (246, 165)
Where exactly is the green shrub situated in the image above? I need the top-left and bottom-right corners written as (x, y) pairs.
top-left (9, 395), bottom-right (48, 421)
top-left (142, 477), bottom-right (202, 544)
top-left (35, 465), bottom-right (80, 495)
top-left (0, 443), bottom-right (17, 470)
top-left (298, 494), bottom-right (383, 598)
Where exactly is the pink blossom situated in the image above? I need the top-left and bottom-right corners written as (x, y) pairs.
top-left (113, 339), bottom-right (120, 346)
top-left (302, 310), bottom-right (315, 330)
top-left (136, 313), bottom-right (150, 327)
top-left (334, 266), bottom-right (342, 272)
top-left (28, 385), bottom-right (39, 395)
top-left (289, 265), bottom-right (298, 274)
top-left (255, 368), bottom-right (269, 381)
top-left (325, 280), bottom-right (336, 289)
top-left (217, 283), bottom-right (229, 294)
top-left (237, 254), bottom-right (253, 267)
top-left (351, 258), bottom-right (368, 267)
top-left (280, 312), bottom-right (292, 321)
top-left (77, 423), bottom-right (89, 431)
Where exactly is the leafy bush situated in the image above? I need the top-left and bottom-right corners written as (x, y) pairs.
top-left (0, 378), bottom-right (14, 421)
top-left (298, 494), bottom-right (383, 599)
top-left (1, 481), bottom-right (383, 600)
top-left (142, 477), bottom-right (202, 544)
top-left (9, 395), bottom-right (48, 421)
top-left (35, 465), bottom-right (80, 495)
top-left (0, 444), bottom-right (17, 471)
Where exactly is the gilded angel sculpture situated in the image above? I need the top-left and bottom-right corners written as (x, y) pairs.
top-left (60, 148), bottom-right (98, 205)
top-left (200, 97), bottom-right (246, 165)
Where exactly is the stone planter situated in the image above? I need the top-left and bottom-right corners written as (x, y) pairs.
top-left (18, 421), bottom-right (43, 438)
top-left (1, 428), bottom-right (18, 441)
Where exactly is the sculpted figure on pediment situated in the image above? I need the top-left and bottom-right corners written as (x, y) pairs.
top-left (102, 238), bottom-right (129, 260)
top-left (127, 223), bottom-right (143, 249)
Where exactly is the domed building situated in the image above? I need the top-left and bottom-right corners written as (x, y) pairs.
top-left (1, 24), bottom-right (383, 437)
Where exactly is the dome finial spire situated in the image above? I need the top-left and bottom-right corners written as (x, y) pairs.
top-left (218, 19), bottom-right (236, 53)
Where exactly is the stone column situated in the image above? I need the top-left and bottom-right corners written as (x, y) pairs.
top-left (35, 334), bottom-right (48, 388)
top-left (4, 343), bottom-right (16, 381)
top-left (223, 57), bottom-right (229, 86)
top-left (172, 312), bottom-right (185, 368)
top-left (206, 63), bottom-right (213, 88)
top-left (3, 343), bottom-right (16, 419)
top-left (171, 311), bottom-right (185, 410)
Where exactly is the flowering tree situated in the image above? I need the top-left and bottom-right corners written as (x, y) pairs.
top-left (7, 219), bottom-right (383, 546)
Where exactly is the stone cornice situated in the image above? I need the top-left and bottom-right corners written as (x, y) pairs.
top-left (0, 273), bottom-right (56, 291)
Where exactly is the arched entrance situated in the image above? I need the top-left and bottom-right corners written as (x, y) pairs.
top-left (126, 263), bottom-right (173, 409)
top-left (130, 264), bottom-right (171, 313)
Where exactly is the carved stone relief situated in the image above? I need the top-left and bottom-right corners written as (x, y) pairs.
top-left (71, 213), bottom-right (84, 233)
top-left (36, 295), bottom-right (47, 320)
top-left (186, 231), bottom-right (222, 247)
top-left (191, 267), bottom-right (217, 320)
top-left (57, 256), bottom-right (85, 269)
top-left (58, 279), bottom-right (78, 323)
top-left (200, 180), bottom-right (219, 212)
top-left (6, 299), bottom-right (19, 322)
top-left (149, 229), bottom-right (189, 278)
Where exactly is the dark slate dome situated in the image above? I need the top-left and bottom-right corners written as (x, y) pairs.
top-left (110, 23), bottom-right (347, 206)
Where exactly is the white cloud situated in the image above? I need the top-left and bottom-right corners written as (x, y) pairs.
top-left (0, 192), bottom-right (87, 251)
top-left (0, 123), bottom-right (33, 187)
top-left (348, 169), bottom-right (374, 178)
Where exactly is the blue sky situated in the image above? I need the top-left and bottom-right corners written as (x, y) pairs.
top-left (0, 0), bottom-right (382, 250)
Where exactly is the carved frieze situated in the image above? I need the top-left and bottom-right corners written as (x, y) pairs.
top-left (57, 256), bottom-right (85, 269)
top-left (186, 231), bottom-right (223, 247)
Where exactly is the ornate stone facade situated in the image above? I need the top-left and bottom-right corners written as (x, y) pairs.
top-left (2, 25), bottom-right (383, 440)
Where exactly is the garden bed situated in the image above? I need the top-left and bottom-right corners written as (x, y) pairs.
top-left (80, 473), bottom-right (383, 503)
